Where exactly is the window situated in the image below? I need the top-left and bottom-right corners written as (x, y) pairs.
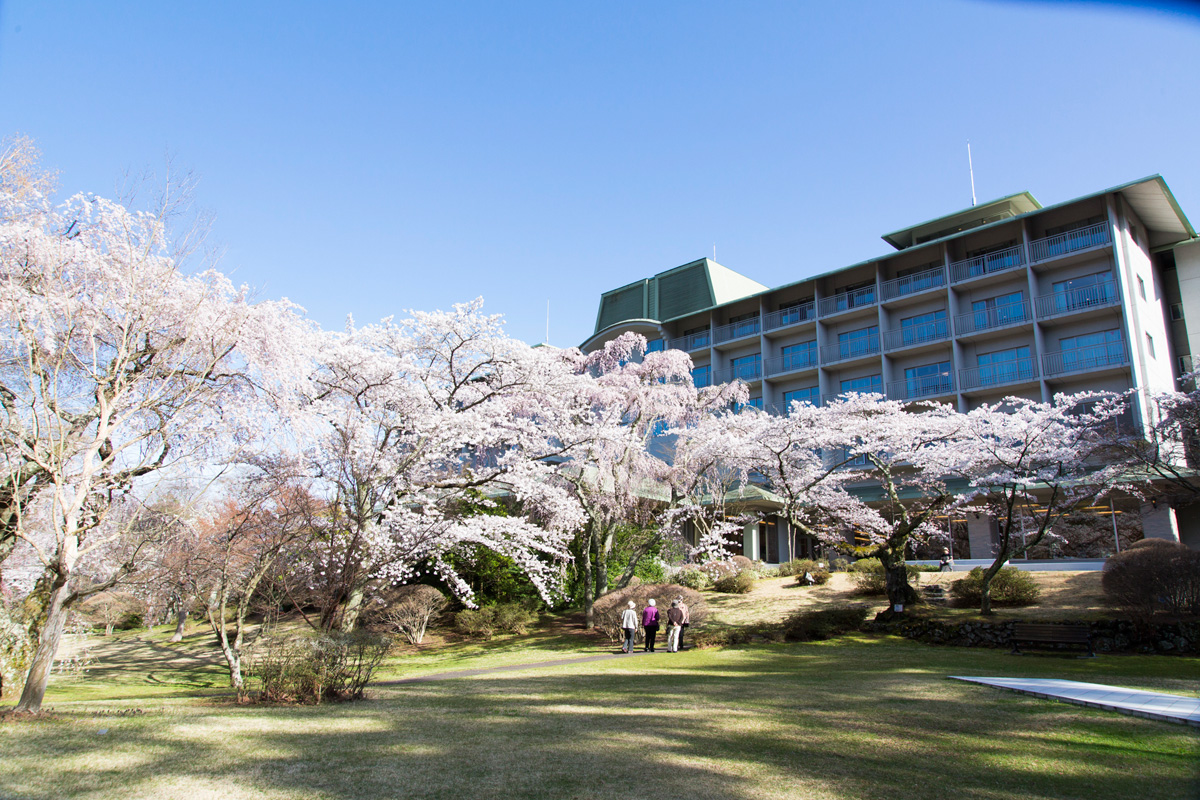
top-left (730, 353), bottom-right (762, 381)
top-left (971, 292), bottom-right (1025, 330)
top-left (691, 364), bottom-right (711, 388)
top-left (899, 309), bottom-right (948, 346)
top-left (1171, 303), bottom-right (1184, 321)
top-left (837, 326), bottom-right (879, 359)
top-left (904, 361), bottom-right (953, 397)
top-left (1146, 334), bottom-right (1155, 359)
top-left (964, 240), bottom-right (1020, 277)
top-left (831, 280), bottom-right (876, 311)
top-left (780, 340), bottom-right (817, 371)
top-left (777, 298), bottom-right (814, 326)
top-left (645, 338), bottom-right (665, 353)
top-left (976, 346), bottom-right (1034, 386)
top-left (744, 396), bottom-right (764, 411)
top-left (727, 311), bottom-right (760, 339)
top-left (783, 386), bottom-right (819, 412)
top-left (1045, 215), bottom-right (1105, 238)
top-left (1137, 276), bottom-right (1146, 300)
top-left (840, 374), bottom-right (882, 395)
top-left (683, 324), bottom-right (710, 348)
top-left (1051, 271), bottom-right (1116, 313)
top-left (1058, 329), bottom-right (1124, 371)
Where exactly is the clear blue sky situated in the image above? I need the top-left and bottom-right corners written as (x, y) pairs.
top-left (1, 1), bottom-right (1198, 348)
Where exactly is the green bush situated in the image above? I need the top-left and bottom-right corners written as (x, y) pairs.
top-left (730, 555), bottom-right (754, 573)
top-left (454, 602), bottom-right (538, 639)
top-left (950, 567), bottom-right (1040, 607)
top-left (849, 559), bottom-right (921, 596)
top-left (247, 630), bottom-right (391, 703)
top-left (781, 559), bottom-right (831, 586)
top-left (828, 557), bottom-right (851, 572)
top-left (672, 568), bottom-right (710, 590)
top-left (781, 607), bottom-right (869, 641)
top-left (713, 570), bottom-right (755, 594)
top-left (687, 625), bottom-right (756, 648)
top-left (1102, 539), bottom-right (1200, 619)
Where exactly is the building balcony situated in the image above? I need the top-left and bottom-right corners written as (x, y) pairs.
top-left (958, 358), bottom-right (1039, 392)
top-left (763, 302), bottom-right (816, 333)
top-left (764, 350), bottom-right (818, 378)
top-left (1034, 281), bottom-right (1120, 321)
top-left (821, 390), bottom-right (881, 406)
top-left (953, 301), bottom-right (1032, 337)
top-left (1028, 222), bottom-right (1111, 264)
top-left (712, 317), bottom-right (761, 345)
top-left (886, 373), bottom-right (955, 402)
top-left (820, 335), bottom-right (882, 366)
top-left (880, 266), bottom-right (946, 302)
top-left (669, 330), bottom-right (711, 352)
top-left (713, 363), bottom-right (763, 384)
top-left (1042, 343), bottom-right (1129, 378)
top-left (882, 319), bottom-right (950, 352)
top-left (691, 369), bottom-right (712, 389)
top-left (818, 287), bottom-right (877, 318)
top-left (765, 399), bottom-right (822, 416)
top-left (949, 245), bottom-right (1025, 284)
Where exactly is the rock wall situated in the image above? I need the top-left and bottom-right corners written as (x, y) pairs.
top-left (866, 616), bottom-right (1199, 655)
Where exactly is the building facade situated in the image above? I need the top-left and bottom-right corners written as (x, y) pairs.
top-left (582, 176), bottom-right (1200, 559)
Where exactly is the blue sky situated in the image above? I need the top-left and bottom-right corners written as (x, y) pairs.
top-left (1, 1), bottom-right (1197, 348)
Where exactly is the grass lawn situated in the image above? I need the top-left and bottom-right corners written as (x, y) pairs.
top-left (2, 622), bottom-right (1197, 800)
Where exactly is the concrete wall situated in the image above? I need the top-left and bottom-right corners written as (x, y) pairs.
top-left (1140, 502), bottom-right (1180, 543)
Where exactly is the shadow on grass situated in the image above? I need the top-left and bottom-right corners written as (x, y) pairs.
top-left (5, 637), bottom-right (1197, 800)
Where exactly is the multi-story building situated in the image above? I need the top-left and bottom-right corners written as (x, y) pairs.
top-left (582, 175), bottom-right (1200, 559)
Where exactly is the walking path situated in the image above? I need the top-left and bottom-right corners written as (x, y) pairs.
top-left (951, 676), bottom-right (1200, 727)
top-left (377, 648), bottom-right (663, 685)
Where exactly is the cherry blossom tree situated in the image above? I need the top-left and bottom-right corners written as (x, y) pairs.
top-left (959, 393), bottom-right (1131, 614)
top-left (0, 164), bottom-right (308, 712)
top-left (287, 301), bottom-right (584, 631)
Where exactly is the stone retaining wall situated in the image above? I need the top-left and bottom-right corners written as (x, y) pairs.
top-left (865, 617), bottom-right (1199, 655)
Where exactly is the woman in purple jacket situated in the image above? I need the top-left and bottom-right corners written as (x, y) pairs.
top-left (641, 598), bottom-right (660, 652)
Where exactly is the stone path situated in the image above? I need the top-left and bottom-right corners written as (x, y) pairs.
top-left (377, 648), bottom-right (669, 685)
top-left (951, 676), bottom-right (1200, 727)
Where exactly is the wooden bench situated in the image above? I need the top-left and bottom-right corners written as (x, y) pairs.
top-left (1009, 623), bottom-right (1095, 657)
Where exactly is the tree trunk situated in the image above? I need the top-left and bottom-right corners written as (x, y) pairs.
top-left (13, 579), bottom-right (71, 713)
top-left (581, 525), bottom-right (595, 629)
top-left (978, 559), bottom-right (1007, 616)
top-left (338, 585), bottom-right (366, 632)
top-left (170, 606), bottom-right (188, 643)
top-left (882, 556), bottom-right (920, 611)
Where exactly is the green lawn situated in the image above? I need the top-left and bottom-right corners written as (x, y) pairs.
top-left (3, 626), bottom-right (1197, 800)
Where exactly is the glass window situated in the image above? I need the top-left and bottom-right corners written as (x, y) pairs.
top-left (840, 374), bottom-right (882, 395)
top-left (976, 346), bottom-right (1034, 386)
top-left (1051, 271), bottom-right (1115, 312)
top-left (778, 298), bottom-right (814, 325)
top-left (1170, 303), bottom-right (1184, 321)
top-left (691, 364), bottom-right (711, 388)
top-left (899, 310), bottom-right (948, 346)
top-left (730, 353), bottom-right (762, 381)
top-left (1146, 334), bottom-right (1155, 359)
top-left (837, 326), bottom-right (879, 359)
top-left (780, 340), bottom-right (817, 371)
top-left (783, 386), bottom-right (819, 412)
top-left (1058, 329), bottom-right (1123, 371)
top-left (904, 361), bottom-right (953, 397)
top-left (831, 280), bottom-right (876, 311)
top-left (645, 338), bottom-right (665, 353)
top-left (971, 292), bottom-right (1024, 329)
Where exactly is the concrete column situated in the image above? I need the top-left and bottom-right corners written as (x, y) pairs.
top-left (1140, 502), bottom-right (1181, 543)
top-left (742, 521), bottom-right (758, 560)
top-left (967, 513), bottom-right (998, 558)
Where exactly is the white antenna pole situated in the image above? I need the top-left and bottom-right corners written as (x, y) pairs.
top-left (713, 243), bottom-right (716, 261)
top-left (968, 141), bottom-right (977, 207)
top-left (545, 300), bottom-right (550, 345)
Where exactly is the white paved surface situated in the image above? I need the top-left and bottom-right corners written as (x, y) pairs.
top-left (951, 676), bottom-right (1200, 727)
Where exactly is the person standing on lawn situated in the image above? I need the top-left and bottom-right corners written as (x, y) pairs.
top-left (666, 599), bottom-right (685, 652)
top-left (676, 596), bottom-right (690, 650)
top-left (620, 601), bottom-right (638, 653)
top-left (642, 598), bottom-right (660, 652)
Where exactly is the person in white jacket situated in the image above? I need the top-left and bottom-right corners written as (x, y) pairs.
top-left (620, 601), bottom-right (638, 654)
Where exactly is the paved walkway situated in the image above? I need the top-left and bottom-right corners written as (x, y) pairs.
top-left (377, 648), bottom-right (666, 685)
top-left (951, 676), bottom-right (1200, 727)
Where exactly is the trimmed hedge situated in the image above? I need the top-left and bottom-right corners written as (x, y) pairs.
top-left (949, 566), bottom-right (1039, 607)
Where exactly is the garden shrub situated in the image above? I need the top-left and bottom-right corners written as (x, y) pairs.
top-left (713, 570), bottom-right (755, 594)
top-left (699, 560), bottom-right (737, 581)
top-left (672, 568), bottom-right (710, 591)
top-left (784, 559), bottom-right (831, 587)
top-left (384, 585), bottom-right (448, 645)
top-left (781, 606), bottom-right (869, 641)
top-left (687, 625), bottom-right (755, 648)
top-left (730, 555), bottom-right (754, 572)
top-left (454, 602), bottom-right (538, 639)
top-left (950, 566), bottom-right (1040, 607)
top-left (247, 630), bottom-right (391, 703)
top-left (592, 583), bottom-right (708, 643)
top-left (849, 559), bottom-right (921, 596)
top-left (828, 556), bottom-right (851, 572)
top-left (1102, 539), bottom-right (1200, 619)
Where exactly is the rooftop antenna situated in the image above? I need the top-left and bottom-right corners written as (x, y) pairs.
top-left (967, 141), bottom-right (977, 207)
top-left (713, 243), bottom-right (716, 261)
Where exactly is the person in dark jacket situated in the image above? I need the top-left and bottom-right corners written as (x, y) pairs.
top-left (676, 596), bottom-right (690, 650)
top-left (666, 599), bottom-right (685, 652)
top-left (641, 599), bottom-right (660, 652)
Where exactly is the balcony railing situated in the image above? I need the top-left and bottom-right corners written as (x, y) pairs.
top-left (818, 287), bottom-right (877, 317)
top-left (953, 301), bottom-right (1032, 336)
top-left (887, 374), bottom-right (955, 401)
top-left (712, 316), bottom-right (761, 344)
top-left (765, 398), bottom-right (822, 416)
top-left (820, 334), bottom-right (881, 365)
top-left (669, 330), bottom-right (710, 351)
top-left (883, 319), bottom-right (950, 351)
top-left (764, 350), bottom-right (818, 377)
top-left (949, 244), bottom-right (1025, 283)
top-left (763, 302), bottom-right (816, 331)
top-left (959, 358), bottom-right (1039, 391)
top-left (821, 390), bottom-right (881, 406)
top-left (713, 362), bottom-right (763, 384)
top-left (1042, 343), bottom-right (1129, 377)
top-left (880, 267), bottom-right (946, 301)
top-left (1028, 222), bottom-right (1110, 263)
top-left (1034, 281), bottom-right (1119, 320)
